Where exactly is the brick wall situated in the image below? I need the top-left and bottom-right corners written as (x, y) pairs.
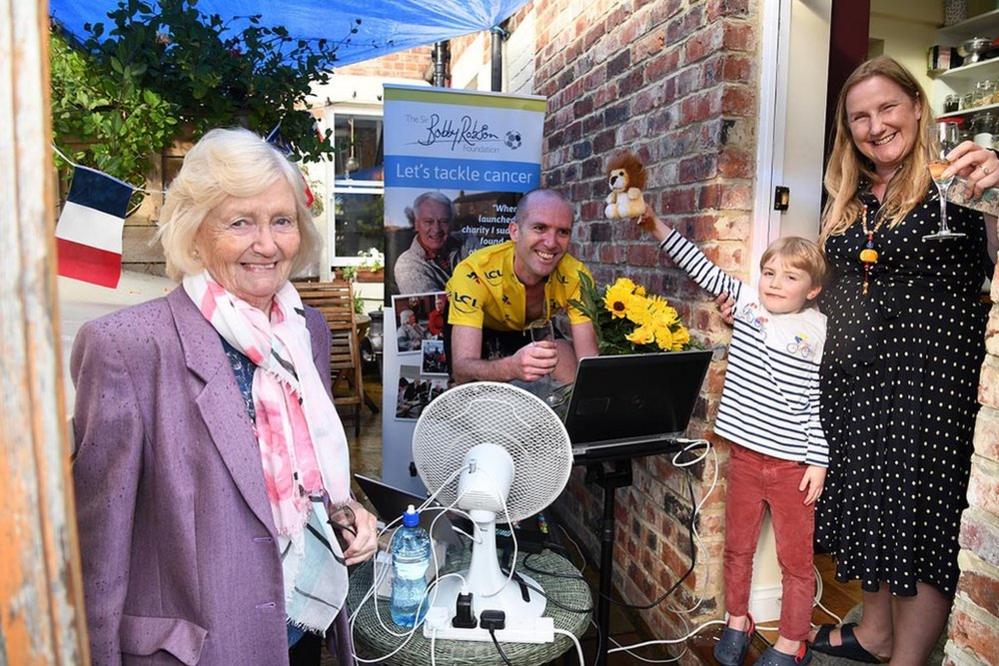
top-left (336, 46), bottom-right (433, 80)
top-left (527, 0), bottom-right (759, 655)
top-left (944, 274), bottom-right (999, 664)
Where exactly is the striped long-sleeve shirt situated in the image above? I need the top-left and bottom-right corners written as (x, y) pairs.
top-left (662, 230), bottom-right (829, 466)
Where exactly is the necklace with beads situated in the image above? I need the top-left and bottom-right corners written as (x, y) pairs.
top-left (858, 204), bottom-right (886, 296)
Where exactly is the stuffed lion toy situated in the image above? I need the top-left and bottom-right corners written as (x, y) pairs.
top-left (605, 151), bottom-right (647, 219)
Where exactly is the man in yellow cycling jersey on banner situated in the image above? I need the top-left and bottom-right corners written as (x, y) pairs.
top-left (445, 189), bottom-right (599, 385)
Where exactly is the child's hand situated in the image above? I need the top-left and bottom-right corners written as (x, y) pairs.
top-left (636, 203), bottom-right (670, 242)
top-left (799, 465), bottom-right (826, 505)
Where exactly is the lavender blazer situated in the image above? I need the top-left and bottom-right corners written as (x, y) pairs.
top-left (72, 287), bottom-right (355, 665)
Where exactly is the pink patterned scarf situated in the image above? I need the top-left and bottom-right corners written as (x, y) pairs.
top-left (183, 271), bottom-right (350, 543)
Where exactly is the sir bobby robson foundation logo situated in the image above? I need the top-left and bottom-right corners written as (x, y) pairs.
top-left (413, 113), bottom-right (521, 154)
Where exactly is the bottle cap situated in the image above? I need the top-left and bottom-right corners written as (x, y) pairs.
top-left (402, 504), bottom-right (420, 527)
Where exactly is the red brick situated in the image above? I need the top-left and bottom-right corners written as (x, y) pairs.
top-left (667, 5), bottom-right (706, 45)
top-left (958, 508), bottom-right (999, 564)
top-left (707, 0), bottom-right (751, 20)
top-left (675, 66), bottom-right (704, 98)
top-left (678, 154), bottom-right (717, 183)
top-left (973, 407), bottom-right (999, 461)
top-left (680, 93), bottom-right (715, 126)
top-left (966, 461), bottom-right (999, 517)
top-left (723, 21), bottom-right (755, 51)
top-left (645, 48), bottom-right (681, 82)
top-left (955, 568), bottom-right (999, 622)
top-left (661, 187), bottom-right (698, 214)
top-left (594, 81), bottom-right (620, 109)
top-left (684, 25), bottom-right (724, 64)
top-left (723, 54), bottom-right (754, 83)
top-left (718, 148), bottom-right (753, 178)
top-left (635, 28), bottom-right (666, 62)
top-left (698, 184), bottom-right (721, 209)
top-left (720, 183), bottom-right (754, 209)
top-left (722, 85), bottom-right (756, 116)
top-left (948, 602), bottom-right (999, 665)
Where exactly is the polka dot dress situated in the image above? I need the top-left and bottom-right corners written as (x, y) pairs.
top-left (816, 185), bottom-right (991, 596)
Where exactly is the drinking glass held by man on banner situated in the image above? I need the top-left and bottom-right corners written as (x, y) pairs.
top-left (71, 128), bottom-right (378, 666)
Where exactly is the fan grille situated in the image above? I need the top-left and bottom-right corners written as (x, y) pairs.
top-left (412, 382), bottom-right (573, 522)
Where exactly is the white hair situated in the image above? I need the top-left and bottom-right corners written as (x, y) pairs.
top-left (156, 127), bottom-right (321, 280)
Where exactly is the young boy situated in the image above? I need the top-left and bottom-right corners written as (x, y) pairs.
top-left (641, 209), bottom-right (827, 666)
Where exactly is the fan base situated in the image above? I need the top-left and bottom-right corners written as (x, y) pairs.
top-left (429, 569), bottom-right (547, 625)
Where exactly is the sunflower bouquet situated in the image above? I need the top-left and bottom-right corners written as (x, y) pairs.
top-left (570, 272), bottom-right (692, 355)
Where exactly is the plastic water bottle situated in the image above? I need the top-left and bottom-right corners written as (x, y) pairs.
top-left (390, 504), bottom-right (431, 628)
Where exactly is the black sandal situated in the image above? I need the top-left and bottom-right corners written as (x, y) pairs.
top-left (810, 623), bottom-right (886, 664)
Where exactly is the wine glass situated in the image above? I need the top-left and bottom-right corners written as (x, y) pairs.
top-left (527, 318), bottom-right (558, 407)
top-left (924, 121), bottom-right (966, 241)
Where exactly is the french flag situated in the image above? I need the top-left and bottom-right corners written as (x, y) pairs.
top-left (55, 166), bottom-right (132, 288)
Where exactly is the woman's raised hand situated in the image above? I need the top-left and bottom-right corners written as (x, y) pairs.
top-left (944, 141), bottom-right (999, 198)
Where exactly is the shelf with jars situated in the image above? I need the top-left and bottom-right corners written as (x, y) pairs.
top-left (930, 9), bottom-right (999, 120)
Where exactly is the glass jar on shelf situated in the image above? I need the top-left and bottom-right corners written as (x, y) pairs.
top-left (944, 94), bottom-right (961, 113)
top-left (962, 92), bottom-right (976, 110)
top-left (972, 112), bottom-right (996, 147)
top-left (973, 80), bottom-right (997, 107)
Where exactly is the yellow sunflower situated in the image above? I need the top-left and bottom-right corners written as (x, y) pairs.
top-left (604, 280), bottom-right (637, 319)
top-left (625, 324), bottom-right (655, 346)
top-left (625, 293), bottom-right (653, 325)
top-left (670, 326), bottom-right (691, 351)
top-left (653, 323), bottom-right (674, 351)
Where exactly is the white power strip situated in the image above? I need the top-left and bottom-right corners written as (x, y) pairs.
top-left (422, 607), bottom-right (555, 643)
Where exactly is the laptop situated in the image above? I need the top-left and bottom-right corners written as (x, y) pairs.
top-left (562, 350), bottom-right (713, 463)
top-left (354, 473), bottom-right (462, 547)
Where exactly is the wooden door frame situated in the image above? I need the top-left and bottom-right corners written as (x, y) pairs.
top-left (0, 0), bottom-right (89, 662)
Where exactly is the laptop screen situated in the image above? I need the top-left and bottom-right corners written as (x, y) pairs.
top-left (563, 350), bottom-right (712, 445)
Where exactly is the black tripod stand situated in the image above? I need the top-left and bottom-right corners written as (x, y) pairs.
top-left (585, 459), bottom-right (634, 666)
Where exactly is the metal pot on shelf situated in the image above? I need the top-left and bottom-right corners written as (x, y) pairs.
top-left (959, 37), bottom-right (992, 64)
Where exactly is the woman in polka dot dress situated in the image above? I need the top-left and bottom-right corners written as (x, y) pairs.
top-left (811, 57), bottom-right (997, 664)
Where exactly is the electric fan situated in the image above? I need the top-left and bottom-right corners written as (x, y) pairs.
top-left (412, 381), bottom-right (573, 631)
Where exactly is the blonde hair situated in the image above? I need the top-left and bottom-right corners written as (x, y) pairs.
top-left (760, 236), bottom-right (828, 287)
top-left (820, 56), bottom-right (933, 245)
top-left (156, 127), bottom-right (321, 280)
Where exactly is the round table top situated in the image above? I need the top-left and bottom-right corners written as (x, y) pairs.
top-left (347, 547), bottom-right (591, 666)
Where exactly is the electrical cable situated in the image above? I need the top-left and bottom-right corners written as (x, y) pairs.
top-left (498, 565), bottom-right (593, 614)
top-left (607, 619), bottom-right (727, 653)
top-left (554, 628), bottom-right (586, 665)
top-left (349, 464), bottom-right (472, 662)
top-left (488, 629), bottom-right (514, 666)
top-left (558, 523), bottom-right (588, 575)
top-left (594, 473), bottom-right (698, 611)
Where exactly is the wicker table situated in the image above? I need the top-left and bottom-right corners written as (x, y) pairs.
top-left (347, 548), bottom-right (591, 666)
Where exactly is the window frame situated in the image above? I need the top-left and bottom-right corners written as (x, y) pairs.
top-left (324, 105), bottom-right (385, 267)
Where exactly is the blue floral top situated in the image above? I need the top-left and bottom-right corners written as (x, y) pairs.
top-left (221, 336), bottom-right (256, 423)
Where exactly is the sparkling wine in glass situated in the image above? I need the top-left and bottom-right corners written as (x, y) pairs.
top-left (924, 121), bottom-right (966, 240)
top-left (527, 318), bottom-right (558, 406)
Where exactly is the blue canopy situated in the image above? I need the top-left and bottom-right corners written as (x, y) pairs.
top-left (49, 0), bottom-right (529, 67)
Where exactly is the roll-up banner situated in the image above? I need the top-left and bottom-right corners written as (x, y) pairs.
top-left (381, 84), bottom-right (546, 492)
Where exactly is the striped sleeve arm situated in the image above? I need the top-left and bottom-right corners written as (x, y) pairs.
top-left (660, 229), bottom-right (742, 300)
top-left (803, 373), bottom-right (829, 467)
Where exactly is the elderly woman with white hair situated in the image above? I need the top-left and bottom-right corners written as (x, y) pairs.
top-left (71, 128), bottom-right (377, 665)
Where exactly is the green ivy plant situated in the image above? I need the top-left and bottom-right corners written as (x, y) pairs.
top-left (50, 0), bottom-right (353, 195)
